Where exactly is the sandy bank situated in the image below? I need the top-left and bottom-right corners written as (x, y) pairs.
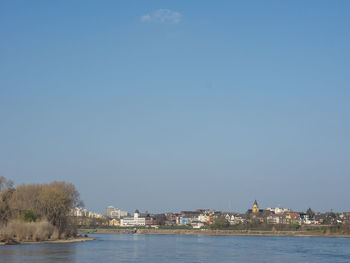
top-left (0, 236), bottom-right (95, 246)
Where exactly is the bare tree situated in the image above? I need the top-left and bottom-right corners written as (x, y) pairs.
top-left (0, 177), bottom-right (15, 225)
top-left (37, 182), bottom-right (82, 237)
top-left (0, 176), bottom-right (14, 193)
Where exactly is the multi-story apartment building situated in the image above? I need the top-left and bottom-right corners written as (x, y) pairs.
top-left (106, 206), bottom-right (128, 218)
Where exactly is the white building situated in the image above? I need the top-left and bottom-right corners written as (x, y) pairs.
top-left (111, 209), bottom-right (128, 218)
top-left (71, 207), bottom-right (103, 218)
top-left (225, 214), bottom-right (244, 225)
top-left (267, 215), bottom-right (280, 224)
top-left (266, 207), bottom-right (291, 214)
top-left (191, 221), bottom-right (205, 229)
top-left (71, 207), bottom-right (86, 217)
top-left (106, 206), bottom-right (128, 218)
top-left (120, 210), bottom-right (146, 227)
top-left (106, 206), bottom-right (117, 217)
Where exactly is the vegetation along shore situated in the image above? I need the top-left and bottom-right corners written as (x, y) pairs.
top-left (0, 176), bottom-right (89, 245)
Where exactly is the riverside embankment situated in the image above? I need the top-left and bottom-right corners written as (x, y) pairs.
top-left (79, 228), bottom-right (350, 238)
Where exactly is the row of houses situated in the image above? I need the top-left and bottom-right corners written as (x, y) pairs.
top-left (107, 209), bottom-right (246, 228)
top-left (70, 207), bottom-right (104, 219)
top-left (71, 203), bottom-right (350, 228)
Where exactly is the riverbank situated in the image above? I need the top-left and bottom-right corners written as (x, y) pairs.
top-left (0, 236), bottom-right (95, 246)
top-left (79, 228), bottom-right (350, 238)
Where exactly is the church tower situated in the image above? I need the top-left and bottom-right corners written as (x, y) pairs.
top-left (252, 200), bottom-right (259, 213)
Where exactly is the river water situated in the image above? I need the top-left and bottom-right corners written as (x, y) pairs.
top-left (0, 234), bottom-right (349, 263)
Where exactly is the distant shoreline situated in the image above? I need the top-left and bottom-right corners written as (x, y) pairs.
top-left (79, 228), bottom-right (350, 238)
top-left (0, 236), bottom-right (95, 246)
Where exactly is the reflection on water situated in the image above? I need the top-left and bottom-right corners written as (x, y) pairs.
top-left (1, 234), bottom-right (350, 263)
top-left (0, 243), bottom-right (76, 263)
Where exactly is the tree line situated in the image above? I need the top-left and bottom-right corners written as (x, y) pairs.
top-left (0, 176), bottom-right (82, 241)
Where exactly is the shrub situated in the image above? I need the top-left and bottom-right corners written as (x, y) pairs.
top-left (22, 210), bottom-right (37, 222)
top-left (0, 220), bottom-right (58, 242)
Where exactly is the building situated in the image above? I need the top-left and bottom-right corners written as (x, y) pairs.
top-left (191, 221), bottom-right (205, 229)
top-left (106, 206), bottom-right (117, 217)
top-left (224, 213), bottom-right (245, 225)
top-left (71, 207), bottom-right (104, 218)
top-left (120, 210), bottom-right (146, 227)
top-left (267, 215), bottom-right (280, 224)
top-left (111, 209), bottom-right (128, 218)
top-left (105, 206), bottom-right (128, 218)
top-left (145, 214), bottom-right (157, 226)
top-left (247, 200), bottom-right (264, 215)
top-left (252, 200), bottom-right (259, 213)
top-left (71, 207), bottom-right (87, 217)
top-left (109, 218), bottom-right (120, 227)
top-left (266, 207), bottom-right (291, 214)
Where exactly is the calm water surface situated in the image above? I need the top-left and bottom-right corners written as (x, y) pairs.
top-left (0, 234), bottom-right (349, 263)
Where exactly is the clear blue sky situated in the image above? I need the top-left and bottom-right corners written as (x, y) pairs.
top-left (1, 1), bottom-right (349, 214)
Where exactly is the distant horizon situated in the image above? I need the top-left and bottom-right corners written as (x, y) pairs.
top-left (1, 1), bottom-right (349, 214)
top-left (8, 176), bottom-right (350, 215)
top-left (87, 203), bottom-right (350, 216)
top-left (74, 198), bottom-right (350, 215)
top-left (95, 205), bottom-right (350, 216)
top-left (3, 176), bottom-right (350, 214)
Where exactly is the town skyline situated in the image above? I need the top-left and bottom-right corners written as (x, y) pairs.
top-left (71, 200), bottom-right (350, 229)
top-left (85, 199), bottom-right (348, 216)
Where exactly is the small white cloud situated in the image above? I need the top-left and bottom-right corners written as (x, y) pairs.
top-left (140, 9), bottom-right (182, 24)
top-left (140, 14), bottom-right (151, 22)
